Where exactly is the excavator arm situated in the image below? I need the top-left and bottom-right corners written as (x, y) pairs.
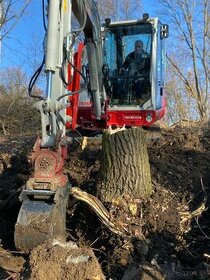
top-left (38, 0), bottom-right (104, 148)
top-left (15, 0), bottom-right (105, 252)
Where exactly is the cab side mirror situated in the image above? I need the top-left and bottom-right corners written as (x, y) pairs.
top-left (161, 24), bottom-right (169, 39)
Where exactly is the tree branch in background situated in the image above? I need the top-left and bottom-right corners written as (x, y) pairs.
top-left (0, 0), bottom-right (32, 42)
top-left (161, 0), bottom-right (210, 122)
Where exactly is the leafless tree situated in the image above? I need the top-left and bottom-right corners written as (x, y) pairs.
top-left (0, 0), bottom-right (32, 42)
top-left (97, 0), bottom-right (142, 21)
top-left (0, 67), bottom-right (41, 135)
top-left (161, 0), bottom-right (210, 122)
top-left (164, 54), bottom-right (199, 125)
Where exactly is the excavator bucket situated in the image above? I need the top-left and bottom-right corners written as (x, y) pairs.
top-left (15, 184), bottom-right (70, 252)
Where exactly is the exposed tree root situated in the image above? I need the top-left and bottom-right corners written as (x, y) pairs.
top-left (70, 187), bottom-right (143, 240)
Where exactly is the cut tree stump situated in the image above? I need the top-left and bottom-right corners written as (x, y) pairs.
top-left (98, 127), bottom-right (153, 203)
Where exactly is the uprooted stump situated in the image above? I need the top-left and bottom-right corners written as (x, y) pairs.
top-left (98, 127), bottom-right (153, 203)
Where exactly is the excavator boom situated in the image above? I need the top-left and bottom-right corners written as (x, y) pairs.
top-left (15, 0), bottom-right (105, 252)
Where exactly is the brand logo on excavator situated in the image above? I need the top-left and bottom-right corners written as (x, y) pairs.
top-left (124, 115), bottom-right (142, 120)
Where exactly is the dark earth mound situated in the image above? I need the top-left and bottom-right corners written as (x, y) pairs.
top-left (0, 123), bottom-right (210, 279)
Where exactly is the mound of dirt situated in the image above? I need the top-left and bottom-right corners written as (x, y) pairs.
top-left (25, 240), bottom-right (105, 280)
top-left (0, 123), bottom-right (210, 279)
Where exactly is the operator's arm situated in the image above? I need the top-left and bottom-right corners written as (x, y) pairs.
top-left (121, 52), bottom-right (133, 70)
top-left (120, 52), bottom-right (133, 74)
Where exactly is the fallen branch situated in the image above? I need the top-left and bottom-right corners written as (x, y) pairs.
top-left (180, 177), bottom-right (207, 229)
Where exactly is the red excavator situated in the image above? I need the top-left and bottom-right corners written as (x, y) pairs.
top-left (14, 0), bottom-right (169, 251)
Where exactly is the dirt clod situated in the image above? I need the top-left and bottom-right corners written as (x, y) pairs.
top-left (26, 241), bottom-right (105, 280)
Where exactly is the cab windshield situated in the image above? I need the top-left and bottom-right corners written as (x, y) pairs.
top-left (103, 23), bottom-right (152, 106)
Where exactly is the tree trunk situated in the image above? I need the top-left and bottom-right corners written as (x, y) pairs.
top-left (98, 127), bottom-right (153, 203)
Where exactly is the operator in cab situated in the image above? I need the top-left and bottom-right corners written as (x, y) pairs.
top-left (120, 40), bottom-right (150, 75)
top-left (120, 40), bottom-right (151, 104)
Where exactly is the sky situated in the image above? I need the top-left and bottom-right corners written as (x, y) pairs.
top-left (0, 0), bottom-right (161, 75)
top-left (1, 0), bottom-right (44, 73)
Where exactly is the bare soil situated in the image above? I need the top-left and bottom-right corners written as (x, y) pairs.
top-left (0, 123), bottom-right (210, 279)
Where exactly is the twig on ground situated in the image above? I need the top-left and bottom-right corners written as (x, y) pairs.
top-left (195, 217), bottom-right (210, 239)
top-left (204, 253), bottom-right (210, 259)
top-left (5, 273), bottom-right (18, 280)
top-left (90, 236), bottom-right (101, 247)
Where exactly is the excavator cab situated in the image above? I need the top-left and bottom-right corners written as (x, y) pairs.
top-left (78, 16), bottom-right (169, 129)
top-left (103, 20), bottom-right (152, 106)
top-left (101, 17), bottom-right (169, 128)
top-left (103, 16), bottom-right (168, 110)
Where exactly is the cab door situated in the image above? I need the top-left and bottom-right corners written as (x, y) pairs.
top-left (156, 22), bottom-right (167, 110)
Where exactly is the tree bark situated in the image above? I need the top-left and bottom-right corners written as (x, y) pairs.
top-left (98, 127), bottom-right (153, 203)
